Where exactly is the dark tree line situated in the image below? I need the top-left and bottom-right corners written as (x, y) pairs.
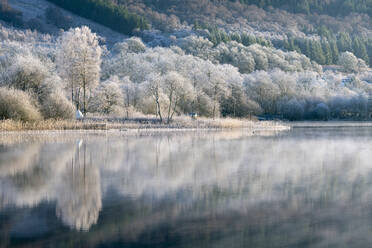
top-left (0, 0), bottom-right (23, 26)
top-left (279, 31), bottom-right (371, 66)
top-left (45, 0), bottom-right (149, 35)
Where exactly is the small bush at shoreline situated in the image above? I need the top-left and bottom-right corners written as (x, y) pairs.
top-left (41, 91), bottom-right (75, 119)
top-left (0, 88), bottom-right (42, 122)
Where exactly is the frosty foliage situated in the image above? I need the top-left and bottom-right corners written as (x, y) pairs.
top-left (112, 37), bottom-right (146, 55)
top-left (56, 26), bottom-right (102, 114)
top-left (0, 87), bottom-right (42, 121)
top-left (338, 52), bottom-right (368, 73)
top-left (121, 0), bottom-right (372, 44)
top-left (0, 27), bottom-right (74, 120)
top-left (88, 76), bottom-right (124, 115)
top-left (176, 37), bottom-right (319, 73)
top-left (41, 90), bottom-right (75, 119)
top-left (0, 23), bottom-right (371, 121)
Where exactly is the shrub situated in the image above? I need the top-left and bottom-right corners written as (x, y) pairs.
top-left (41, 91), bottom-right (75, 119)
top-left (113, 37), bottom-right (146, 54)
top-left (280, 98), bottom-right (305, 120)
top-left (311, 103), bottom-right (330, 120)
top-left (5, 53), bottom-right (49, 99)
top-left (0, 87), bottom-right (41, 122)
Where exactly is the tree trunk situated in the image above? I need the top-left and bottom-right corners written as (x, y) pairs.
top-left (126, 88), bottom-right (130, 119)
top-left (76, 88), bottom-right (81, 111)
top-left (156, 103), bottom-right (158, 119)
top-left (170, 97), bottom-right (178, 121)
top-left (191, 78), bottom-right (196, 113)
top-left (167, 89), bottom-right (173, 123)
top-left (213, 102), bottom-right (216, 120)
top-left (233, 99), bottom-right (236, 117)
top-left (213, 84), bottom-right (218, 120)
top-left (83, 79), bottom-right (86, 115)
top-left (71, 83), bottom-right (74, 106)
top-left (156, 98), bottom-right (162, 122)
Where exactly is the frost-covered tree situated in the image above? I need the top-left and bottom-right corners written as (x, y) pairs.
top-left (177, 36), bottom-right (217, 62)
top-left (144, 73), bottom-right (164, 121)
top-left (337, 52), bottom-right (368, 73)
top-left (338, 52), bottom-right (359, 73)
top-left (57, 26), bottom-right (102, 114)
top-left (89, 76), bottom-right (124, 115)
top-left (112, 37), bottom-right (146, 55)
top-left (204, 66), bottom-right (231, 119)
top-left (0, 50), bottom-right (74, 120)
top-left (3, 53), bottom-right (49, 95)
top-left (119, 76), bottom-right (139, 118)
top-left (162, 71), bottom-right (194, 122)
top-left (245, 71), bottom-right (280, 114)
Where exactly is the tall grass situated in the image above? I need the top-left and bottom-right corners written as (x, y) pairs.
top-left (0, 117), bottom-right (289, 132)
top-left (0, 120), bottom-right (111, 131)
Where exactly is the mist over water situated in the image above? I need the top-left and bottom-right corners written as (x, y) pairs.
top-left (0, 127), bottom-right (372, 247)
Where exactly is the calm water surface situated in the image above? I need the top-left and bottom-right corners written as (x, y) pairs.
top-left (0, 126), bottom-right (372, 248)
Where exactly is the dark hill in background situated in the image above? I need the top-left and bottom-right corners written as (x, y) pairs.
top-left (45, 0), bottom-right (149, 35)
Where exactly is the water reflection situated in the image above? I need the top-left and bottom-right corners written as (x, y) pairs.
top-left (0, 128), bottom-right (371, 247)
top-left (56, 142), bottom-right (102, 231)
top-left (0, 137), bottom-right (102, 231)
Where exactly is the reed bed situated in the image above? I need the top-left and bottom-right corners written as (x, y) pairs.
top-left (0, 117), bottom-right (289, 132)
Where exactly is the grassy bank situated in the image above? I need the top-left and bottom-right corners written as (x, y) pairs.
top-left (0, 117), bottom-right (289, 132)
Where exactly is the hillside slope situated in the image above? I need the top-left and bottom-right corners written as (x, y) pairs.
top-left (3, 0), bottom-right (372, 67)
top-left (120, 0), bottom-right (372, 66)
top-left (6, 0), bottom-right (127, 45)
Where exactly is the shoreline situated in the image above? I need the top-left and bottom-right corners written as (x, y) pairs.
top-left (2, 118), bottom-right (372, 133)
top-left (0, 118), bottom-right (290, 132)
top-left (289, 121), bottom-right (372, 128)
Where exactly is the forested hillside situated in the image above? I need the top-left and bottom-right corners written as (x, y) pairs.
top-left (229, 0), bottom-right (372, 16)
top-left (113, 0), bottom-right (372, 66)
top-left (0, 0), bottom-right (371, 123)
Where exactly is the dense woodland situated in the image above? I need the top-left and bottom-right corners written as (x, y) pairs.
top-left (0, 0), bottom-right (371, 122)
top-left (228, 0), bottom-right (372, 16)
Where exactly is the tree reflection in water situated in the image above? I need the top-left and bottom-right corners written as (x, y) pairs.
top-left (0, 129), bottom-right (371, 247)
top-left (0, 137), bottom-right (101, 231)
top-left (56, 141), bottom-right (102, 231)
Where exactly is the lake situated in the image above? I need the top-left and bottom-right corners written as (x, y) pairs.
top-left (0, 125), bottom-right (372, 247)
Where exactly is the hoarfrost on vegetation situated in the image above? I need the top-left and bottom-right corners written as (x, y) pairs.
top-left (0, 23), bottom-right (371, 122)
